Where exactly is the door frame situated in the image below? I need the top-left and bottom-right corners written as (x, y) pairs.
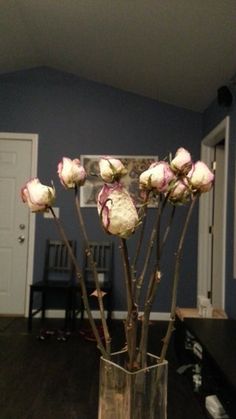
top-left (0, 132), bottom-right (38, 316)
top-left (197, 116), bottom-right (230, 309)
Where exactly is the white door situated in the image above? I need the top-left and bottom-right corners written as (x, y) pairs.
top-left (0, 134), bottom-right (38, 315)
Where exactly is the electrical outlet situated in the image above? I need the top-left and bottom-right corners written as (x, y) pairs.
top-left (44, 207), bottom-right (60, 219)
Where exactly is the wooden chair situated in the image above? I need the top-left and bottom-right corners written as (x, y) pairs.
top-left (28, 239), bottom-right (81, 332)
top-left (81, 241), bottom-right (113, 322)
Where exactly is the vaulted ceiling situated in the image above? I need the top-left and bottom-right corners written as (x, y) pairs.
top-left (1, 1), bottom-right (236, 112)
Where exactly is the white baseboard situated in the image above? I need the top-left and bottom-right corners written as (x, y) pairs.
top-left (111, 311), bottom-right (171, 321)
top-left (29, 309), bottom-right (171, 321)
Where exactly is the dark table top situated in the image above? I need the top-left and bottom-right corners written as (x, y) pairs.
top-left (184, 318), bottom-right (236, 393)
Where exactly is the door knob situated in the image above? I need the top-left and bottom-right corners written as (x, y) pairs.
top-left (18, 235), bottom-right (25, 243)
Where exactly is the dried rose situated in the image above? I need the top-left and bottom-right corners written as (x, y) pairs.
top-left (168, 180), bottom-right (190, 204)
top-left (98, 156), bottom-right (127, 183)
top-left (170, 147), bottom-right (192, 174)
top-left (139, 161), bottom-right (175, 192)
top-left (187, 161), bottom-right (214, 192)
top-left (57, 157), bottom-right (86, 188)
top-left (97, 183), bottom-right (139, 239)
top-left (21, 178), bottom-right (55, 212)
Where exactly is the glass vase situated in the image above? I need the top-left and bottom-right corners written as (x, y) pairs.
top-left (98, 349), bottom-right (168, 419)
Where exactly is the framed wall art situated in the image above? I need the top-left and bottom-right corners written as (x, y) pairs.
top-left (80, 155), bottom-right (158, 207)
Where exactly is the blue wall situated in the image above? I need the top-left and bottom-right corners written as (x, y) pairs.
top-left (0, 67), bottom-right (203, 312)
top-left (203, 95), bottom-right (236, 318)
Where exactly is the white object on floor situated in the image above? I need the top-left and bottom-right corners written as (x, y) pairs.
top-left (205, 395), bottom-right (229, 418)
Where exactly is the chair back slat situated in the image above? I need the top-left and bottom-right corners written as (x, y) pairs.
top-left (44, 239), bottom-right (76, 281)
top-left (84, 241), bottom-right (113, 283)
top-left (86, 242), bottom-right (112, 268)
top-left (82, 241), bottom-right (113, 320)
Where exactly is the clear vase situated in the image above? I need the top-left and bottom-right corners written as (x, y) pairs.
top-left (98, 349), bottom-right (168, 419)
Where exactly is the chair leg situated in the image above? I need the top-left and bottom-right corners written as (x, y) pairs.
top-left (71, 288), bottom-right (78, 330)
top-left (64, 288), bottom-right (71, 331)
top-left (41, 289), bottom-right (46, 326)
top-left (28, 287), bottom-right (34, 332)
top-left (80, 299), bottom-right (85, 322)
top-left (107, 295), bottom-right (112, 323)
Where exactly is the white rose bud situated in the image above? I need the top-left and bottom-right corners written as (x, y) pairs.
top-left (170, 147), bottom-right (192, 174)
top-left (57, 157), bottom-right (86, 188)
top-left (187, 161), bottom-right (214, 192)
top-left (21, 178), bottom-right (55, 212)
top-left (139, 161), bottom-right (175, 192)
top-left (99, 156), bottom-right (127, 183)
top-left (97, 183), bottom-right (139, 239)
top-left (168, 180), bottom-right (190, 204)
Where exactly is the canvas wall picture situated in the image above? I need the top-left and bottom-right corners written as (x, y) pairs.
top-left (80, 155), bottom-right (158, 207)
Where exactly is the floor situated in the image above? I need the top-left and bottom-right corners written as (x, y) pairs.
top-left (0, 317), bottom-right (209, 419)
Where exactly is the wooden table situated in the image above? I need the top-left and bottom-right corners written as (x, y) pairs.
top-left (176, 307), bottom-right (227, 321)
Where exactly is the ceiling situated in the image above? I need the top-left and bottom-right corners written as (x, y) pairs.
top-left (0, 0), bottom-right (236, 112)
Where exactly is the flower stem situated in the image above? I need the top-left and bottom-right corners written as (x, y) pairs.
top-left (131, 192), bottom-right (150, 281)
top-left (159, 194), bottom-right (198, 363)
top-left (49, 206), bottom-right (108, 358)
top-left (160, 205), bottom-right (176, 254)
top-left (120, 238), bottom-right (138, 370)
top-left (135, 225), bottom-right (157, 305)
top-left (74, 188), bottom-right (111, 355)
top-left (138, 197), bottom-right (162, 367)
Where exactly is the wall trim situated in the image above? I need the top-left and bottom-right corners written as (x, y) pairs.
top-left (30, 310), bottom-right (171, 321)
top-left (197, 116), bottom-right (229, 309)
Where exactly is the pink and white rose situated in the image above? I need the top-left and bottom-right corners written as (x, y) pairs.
top-left (139, 161), bottom-right (175, 192)
top-left (98, 156), bottom-right (127, 183)
top-left (57, 157), bottom-right (86, 188)
top-left (170, 147), bottom-right (192, 174)
top-left (97, 183), bottom-right (139, 239)
top-left (187, 161), bottom-right (214, 192)
top-left (21, 178), bottom-right (55, 212)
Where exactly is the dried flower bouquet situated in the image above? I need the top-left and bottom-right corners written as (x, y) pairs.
top-left (21, 147), bottom-right (214, 370)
